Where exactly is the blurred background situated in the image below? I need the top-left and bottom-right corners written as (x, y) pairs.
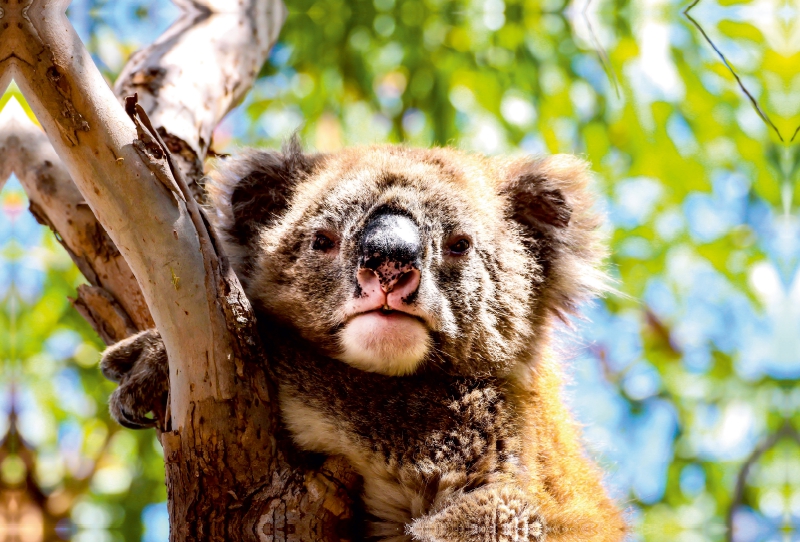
top-left (0, 0), bottom-right (796, 540)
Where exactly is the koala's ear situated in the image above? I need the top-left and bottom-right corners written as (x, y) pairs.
top-left (501, 154), bottom-right (608, 319)
top-left (208, 137), bottom-right (324, 248)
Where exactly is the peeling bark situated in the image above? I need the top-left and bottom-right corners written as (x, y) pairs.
top-left (0, 0), bottom-right (358, 540)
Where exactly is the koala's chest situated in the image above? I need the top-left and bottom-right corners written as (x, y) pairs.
top-left (277, 357), bottom-right (518, 473)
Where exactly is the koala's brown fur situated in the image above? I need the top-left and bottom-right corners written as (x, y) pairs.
top-left (101, 141), bottom-right (626, 541)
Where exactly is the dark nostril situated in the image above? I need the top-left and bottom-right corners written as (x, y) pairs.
top-left (393, 270), bottom-right (415, 293)
top-left (356, 266), bottom-right (421, 297)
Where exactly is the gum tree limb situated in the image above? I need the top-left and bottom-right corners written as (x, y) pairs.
top-left (113, 0), bottom-right (286, 194)
top-left (0, 98), bottom-right (152, 342)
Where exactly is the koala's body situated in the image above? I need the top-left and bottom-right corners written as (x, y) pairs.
top-left (101, 142), bottom-right (626, 541)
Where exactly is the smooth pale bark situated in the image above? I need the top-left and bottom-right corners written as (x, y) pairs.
top-left (0, 0), bottom-right (357, 539)
top-left (114, 0), bottom-right (285, 193)
top-left (0, 84), bottom-right (11, 193)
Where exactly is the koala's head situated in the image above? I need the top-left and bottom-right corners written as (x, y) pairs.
top-left (209, 140), bottom-right (605, 377)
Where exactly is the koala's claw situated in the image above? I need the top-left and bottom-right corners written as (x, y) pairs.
top-left (109, 385), bottom-right (161, 429)
top-left (100, 329), bottom-right (170, 430)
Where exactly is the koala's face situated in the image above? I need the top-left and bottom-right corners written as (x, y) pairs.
top-left (212, 144), bottom-right (604, 377)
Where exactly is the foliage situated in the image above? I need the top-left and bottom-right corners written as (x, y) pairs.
top-left (0, 0), bottom-right (796, 540)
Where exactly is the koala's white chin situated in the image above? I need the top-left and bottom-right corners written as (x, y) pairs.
top-left (338, 312), bottom-right (430, 376)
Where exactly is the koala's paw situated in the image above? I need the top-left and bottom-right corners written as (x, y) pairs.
top-left (100, 329), bottom-right (169, 430)
top-left (408, 485), bottom-right (545, 542)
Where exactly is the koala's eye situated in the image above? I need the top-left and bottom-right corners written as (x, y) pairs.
top-left (312, 232), bottom-right (337, 252)
top-left (447, 236), bottom-right (471, 256)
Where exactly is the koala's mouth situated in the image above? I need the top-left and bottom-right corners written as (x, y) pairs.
top-left (337, 309), bottom-right (431, 376)
top-left (342, 296), bottom-right (434, 329)
top-left (376, 306), bottom-right (419, 318)
top-left (351, 307), bottom-right (428, 327)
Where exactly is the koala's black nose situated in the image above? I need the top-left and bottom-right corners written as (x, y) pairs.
top-left (358, 212), bottom-right (422, 296)
top-left (360, 212), bottom-right (422, 269)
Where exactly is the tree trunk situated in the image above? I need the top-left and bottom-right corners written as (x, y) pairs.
top-left (0, 0), bottom-right (359, 540)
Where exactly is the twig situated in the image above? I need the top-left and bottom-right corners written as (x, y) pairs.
top-left (582, 0), bottom-right (621, 99)
top-left (725, 423), bottom-right (800, 541)
top-left (684, 0), bottom-right (783, 142)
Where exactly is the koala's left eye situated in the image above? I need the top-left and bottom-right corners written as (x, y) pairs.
top-left (447, 236), bottom-right (471, 256)
top-left (312, 232), bottom-right (337, 252)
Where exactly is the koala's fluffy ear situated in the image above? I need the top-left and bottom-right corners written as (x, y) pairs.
top-left (208, 137), bottom-right (324, 277)
top-left (209, 137), bottom-right (323, 245)
top-left (501, 154), bottom-right (608, 320)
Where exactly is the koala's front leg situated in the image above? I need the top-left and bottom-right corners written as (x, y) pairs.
top-left (100, 329), bottom-right (169, 430)
top-left (408, 485), bottom-right (545, 542)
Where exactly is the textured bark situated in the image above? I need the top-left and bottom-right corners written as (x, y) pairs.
top-left (0, 0), bottom-right (358, 540)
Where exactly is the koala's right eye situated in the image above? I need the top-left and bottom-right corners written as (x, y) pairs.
top-left (312, 232), bottom-right (337, 252)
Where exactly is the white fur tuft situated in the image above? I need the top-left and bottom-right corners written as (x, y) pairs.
top-left (338, 313), bottom-right (430, 376)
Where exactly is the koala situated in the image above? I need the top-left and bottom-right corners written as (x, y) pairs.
top-left (101, 140), bottom-right (627, 541)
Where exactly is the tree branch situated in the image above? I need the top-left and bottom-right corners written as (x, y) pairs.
top-left (113, 0), bottom-right (286, 193)
top-left (0, 98), bottom-right (152, 342)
